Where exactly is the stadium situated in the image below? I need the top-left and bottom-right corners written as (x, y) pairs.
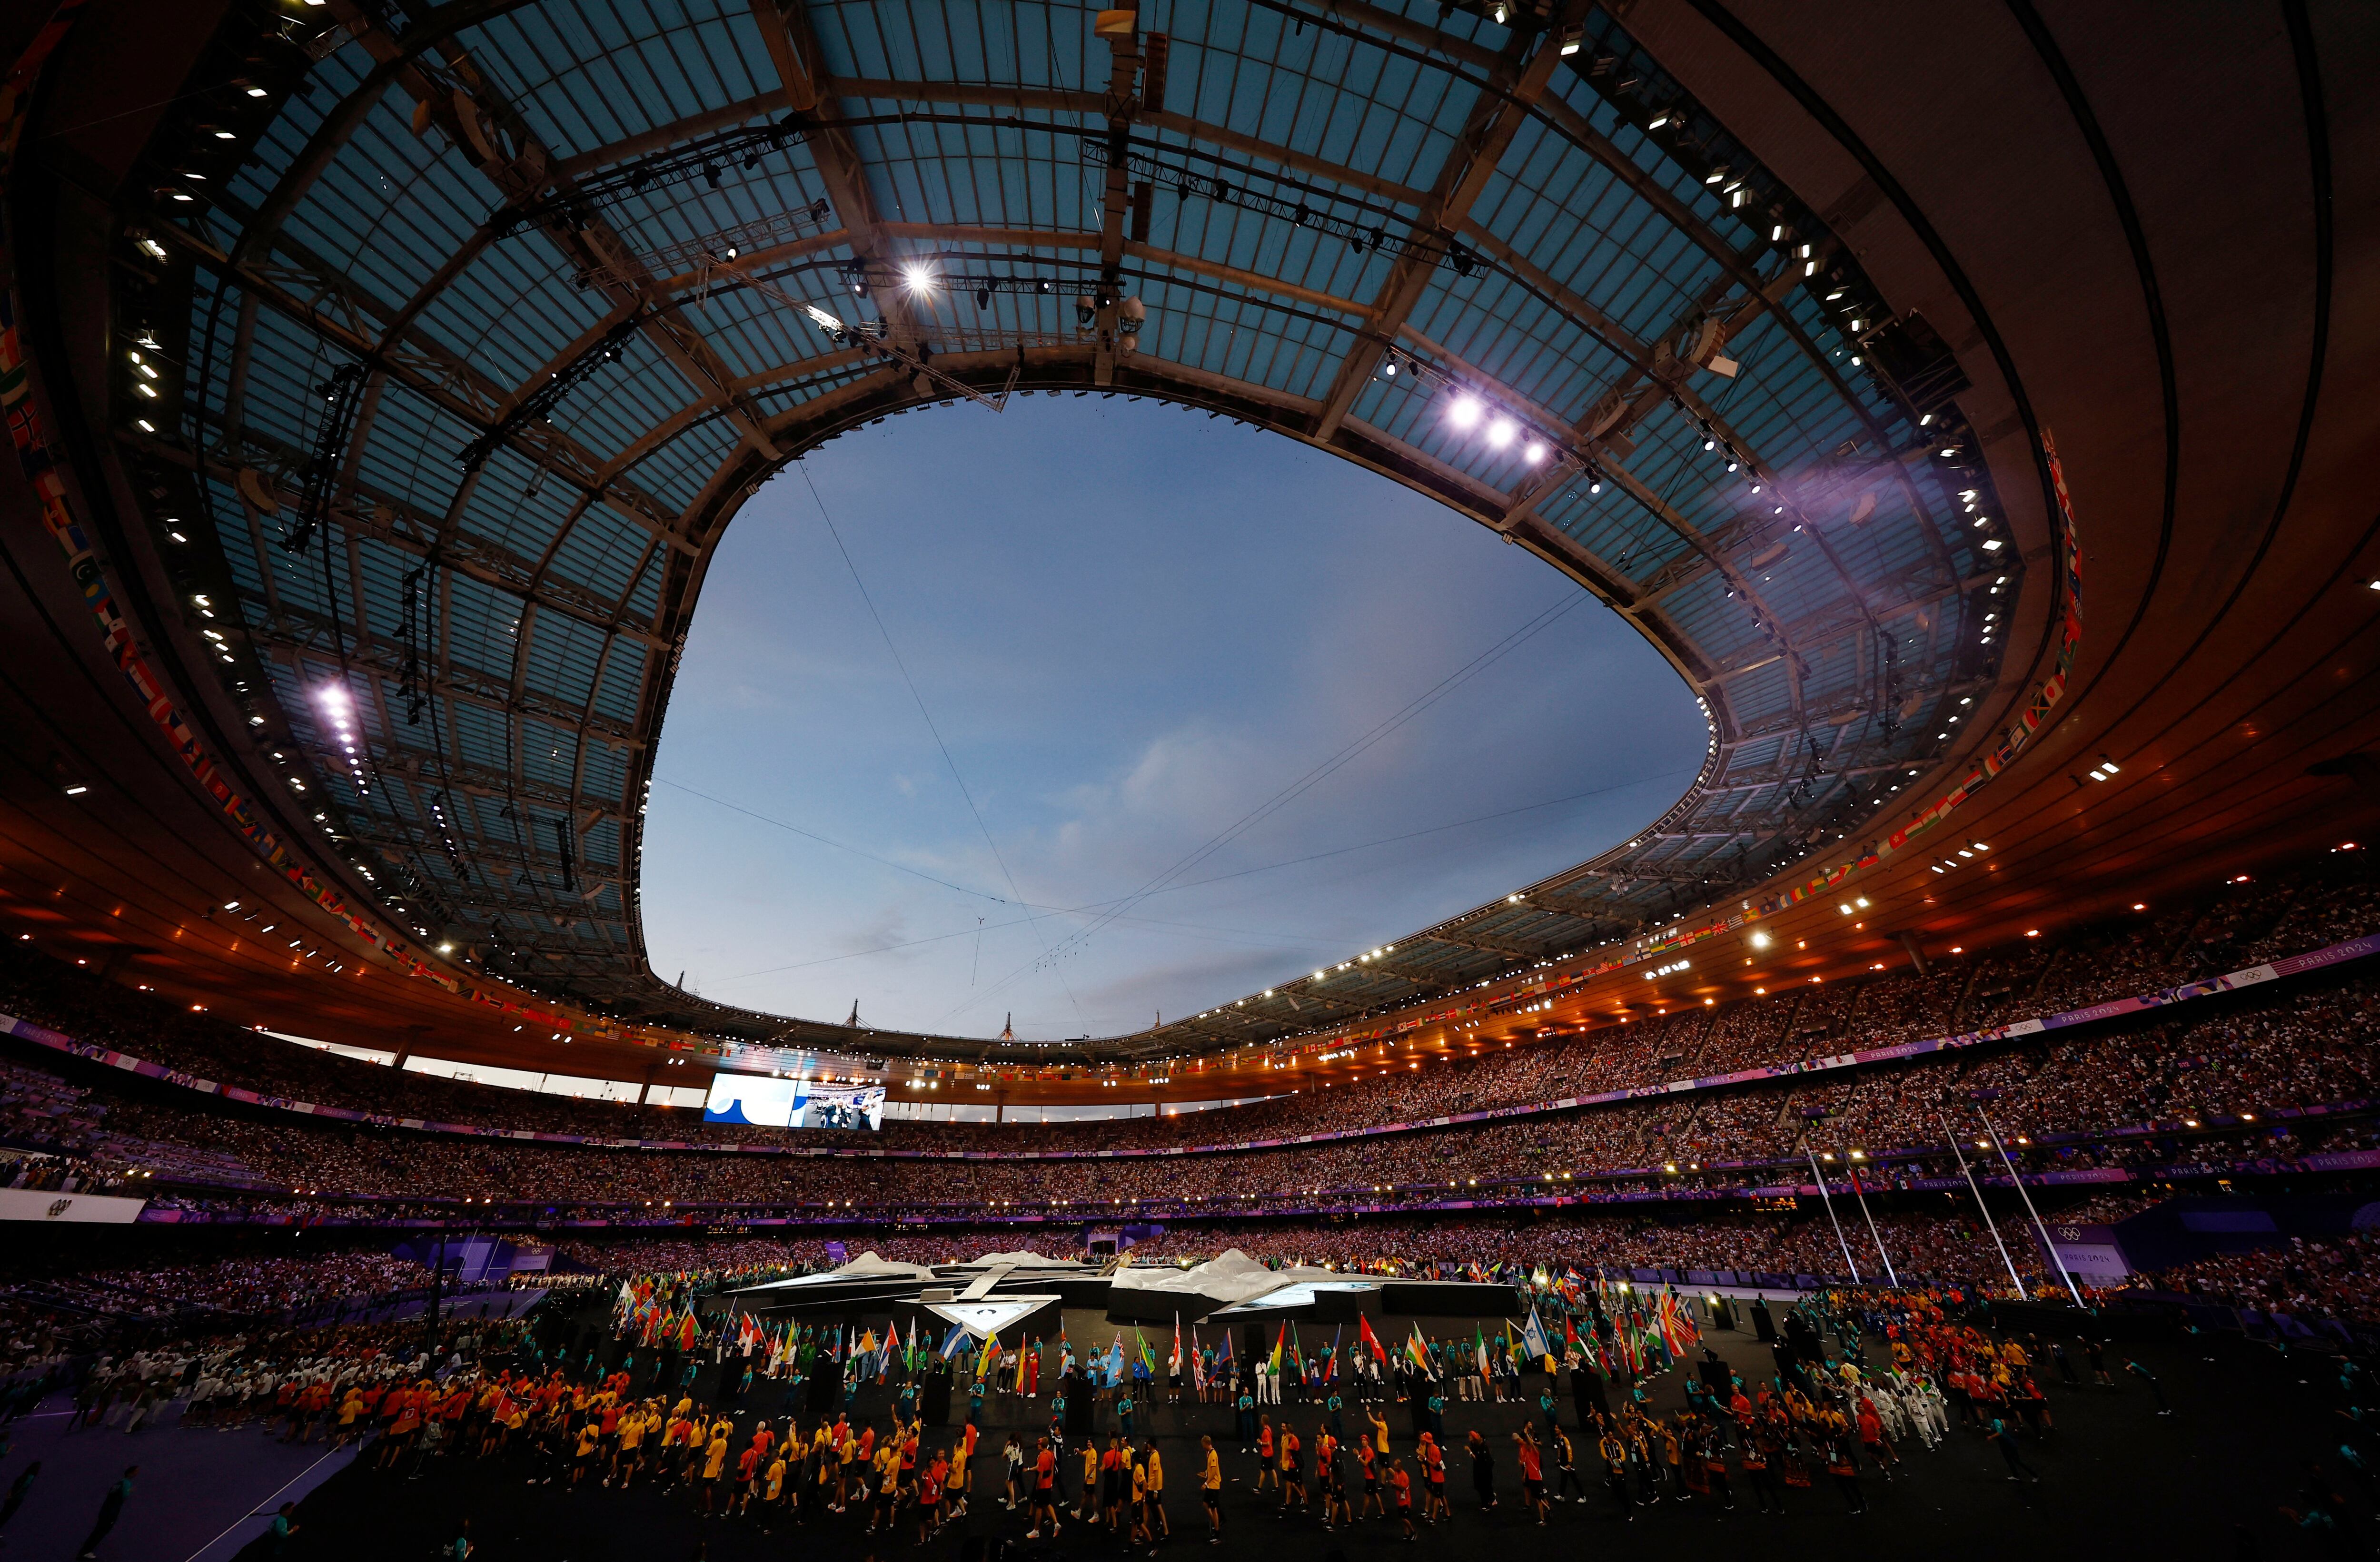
top-left (0, 0), bottom-right (2376, 1556)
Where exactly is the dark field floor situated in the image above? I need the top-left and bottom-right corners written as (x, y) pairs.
top-left (171, 1305), bottom-right (2367, 1562)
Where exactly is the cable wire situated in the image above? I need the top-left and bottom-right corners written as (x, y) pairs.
top-left (798, 461), bottom-right (1088, 1023)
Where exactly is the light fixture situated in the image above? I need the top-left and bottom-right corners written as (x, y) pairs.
top-left (1486, 417), bottom-right (1515, 448)
top-left (1447, 394), bottom-right (1483, 429)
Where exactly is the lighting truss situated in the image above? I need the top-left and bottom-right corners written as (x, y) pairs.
top-left (284, 361), bottom-right (366, 555)
top-left (737, 270), bottom-right (1017, 415)
top-left (840, 262), bottom-right (1080, 303)
top-left (640, 199), bottom-right (835, 276)
top-left (486, 113), bottom-right (817, 238)
top-left (1382, 343), bottom-right (1607, 488)
top-left (456, 308), bottom-right (661, 471)
top-left (1080, 137), bottom-right (1488, 275)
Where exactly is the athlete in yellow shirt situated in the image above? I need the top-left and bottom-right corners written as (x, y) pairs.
top-left (1143, 1443), bottom-right (1167, 1538)
top-left (701, 1430), bottom-right (731, 1514)
top-left (572, 1420), bottom-right (601, 1487)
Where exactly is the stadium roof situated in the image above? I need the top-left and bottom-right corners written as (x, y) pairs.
top-left (2, 0), bottom-right (2372, 1078)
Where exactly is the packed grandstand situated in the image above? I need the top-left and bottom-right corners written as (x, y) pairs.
top-left (5, 855), bottom-right (2375, 1357)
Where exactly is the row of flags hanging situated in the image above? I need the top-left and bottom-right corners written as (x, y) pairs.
top-left (611, 1269), bottom-right (1701, 1388)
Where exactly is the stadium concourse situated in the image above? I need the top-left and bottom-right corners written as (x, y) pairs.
top-left (5, 0), bottom-right (2380, 1558)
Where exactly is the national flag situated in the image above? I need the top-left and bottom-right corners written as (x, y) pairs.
top-left (1169, 1314), bottom-right (1182, 1376)
top-left (1135, 1327), bottom-right (1157, 1376)
top-left (1327, 1324), bottom-right (1343, 1383)
top-left (1520, 1306), bottom-right (1553, 1364)
top-left (1358, 1314), bottom-right (1386, 1362)
top-left (1189, 1325), bottom-right (1206, 1392)
top-left (1403, 1324), bottom-right (1434, 1378)
top-left (1654, 1290), bottom-right (1698, 1354)
top-left (979, 1334), bottom-right (1001, 1380)
top-left (939, 1323), bottom-right (969, 1359)
top-left (677, 1310), bottom-right (698, 1352)
top-left (1015, 1335), bottom-right (1031, 1394)
top-left (1269, 1322), bottom-right (1287, 1375)
top-left (1473, 1325), bottom-right (1489, 1378)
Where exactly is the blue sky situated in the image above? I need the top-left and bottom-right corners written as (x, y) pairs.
top-left (639, 395), bottom-right (1706, 1038)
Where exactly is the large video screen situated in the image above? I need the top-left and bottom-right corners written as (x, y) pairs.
top-left (802, 1084), bottom-right (884, 1131)
top-left (704, 1073), bottom-right (883, 1131)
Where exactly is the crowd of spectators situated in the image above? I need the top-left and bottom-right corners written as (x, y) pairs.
top-left (14, 1247), bottom-right (432, 1319)
top-left (2152, 1238), bottom-right (2370, 1324)
top-left (0, 861), bottom-right (2370, 1264)
top-left (2, 969), bottom-right (2375, 1224)
top-left (0, 1243), bottom-right (450, 1377)
top-left (0, 1149), bottom-right (152, 1195)
top-left (4, 860), bottom-right (2372, 1164)
top-left (2145, 1234), bottom-right (2379, 1328)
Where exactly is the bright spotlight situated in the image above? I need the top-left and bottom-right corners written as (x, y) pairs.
top-left (1486, 418), bottom-right (1516, 449)
top-left (902, 263), bottom-right (935, 292)
top-left (1447, 394), bottom-right (1483, 429)
top-left (1522, 441), bottom-right (1546, 464)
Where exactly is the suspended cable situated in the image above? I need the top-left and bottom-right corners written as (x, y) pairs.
top-left (798, 461), bottom-right (1089, 1023)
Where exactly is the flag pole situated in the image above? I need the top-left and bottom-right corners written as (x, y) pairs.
top-left (1804, 1142), bottom-right (1864, 1284)
top-left (1844, 1161), bottom-right (1899, 1286)
top-left (1943, 1112), bottom-right (2029, 1297)
top-left (1980, 1108), bottom-right (2085, 1305)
